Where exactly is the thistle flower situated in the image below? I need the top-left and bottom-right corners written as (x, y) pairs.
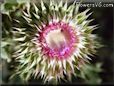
top-left (11, 0), bottom-right (101, 84)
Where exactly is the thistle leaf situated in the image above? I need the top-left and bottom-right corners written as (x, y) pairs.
top-left (32, 3), bottom-right (39, 14)
top-left (13, 36), bottom-right (26, 41)
top-left (41, 0), bottom-right (46, 11)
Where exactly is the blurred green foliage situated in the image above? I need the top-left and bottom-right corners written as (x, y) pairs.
top-left (78, 63), bottom-right (102, 84)
top-left (1, 0), bottom-right (30, 15)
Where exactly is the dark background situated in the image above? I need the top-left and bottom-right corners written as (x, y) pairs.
top-left (89, 6), bottom-right (114, 84)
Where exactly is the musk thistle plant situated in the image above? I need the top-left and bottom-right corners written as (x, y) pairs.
top-left (10, 0), bottom-right (101, 84)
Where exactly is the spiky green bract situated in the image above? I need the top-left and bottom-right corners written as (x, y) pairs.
top-left (11, 0), bottom-right (101, 84)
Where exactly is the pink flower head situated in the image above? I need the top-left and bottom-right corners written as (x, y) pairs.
top-left (39, 21), bottom-right (78, 60)
top-left (12, 0), bottom-right (101, 84)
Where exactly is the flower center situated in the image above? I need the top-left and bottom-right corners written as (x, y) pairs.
top-left (39, 21), bottom-right (77, 60)
top-left (46, 29), bottom-right (68, 50)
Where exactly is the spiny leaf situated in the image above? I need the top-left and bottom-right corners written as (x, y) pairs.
top-left (58, 0), bottom-right (63, 7)
top-left (1, 48), bottom-right (11, 62)
top-left (22, 15), bottom-right (32, 23)
top-left (33, 13), bottom-right (40, 19)
top-left (41, 0), bottom-right (46, 11)
top-left (13, 36), bottom-right (26, 41)
top-left (63, 1), bottom-right (67, 11)
top-left (32, 3), bottom-right (39, 14)
top-left (23, 11), bottom-right (30, 17)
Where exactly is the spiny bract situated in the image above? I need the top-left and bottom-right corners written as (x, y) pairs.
top-left (12, 0), bottom-right (101, 84)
